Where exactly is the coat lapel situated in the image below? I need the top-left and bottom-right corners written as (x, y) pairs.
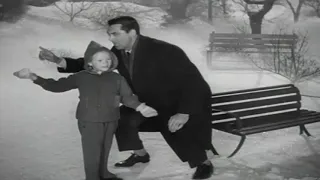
top-left (132, 36), bottom-right (149, 82)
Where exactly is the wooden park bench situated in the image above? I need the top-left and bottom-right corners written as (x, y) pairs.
top-left (206, 31), bottom-right (298, 68)
top-left (136, 83), bottom-right (320, 158)
top-left (210, 84), bottom-right (320, 157)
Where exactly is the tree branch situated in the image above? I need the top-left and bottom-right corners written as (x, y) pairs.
top-left (286, 0), bottom-right (296, 14)
top-left (258, 0), bottom-right (276, 16)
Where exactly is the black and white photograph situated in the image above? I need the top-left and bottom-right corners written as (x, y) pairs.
top-left (1, 0), bottom-right (320, 180)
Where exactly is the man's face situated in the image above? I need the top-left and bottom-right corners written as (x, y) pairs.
top-left (107, 24), bottom-right (134, 50)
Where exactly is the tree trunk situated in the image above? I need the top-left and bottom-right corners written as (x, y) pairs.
top-left (286, 0), bottom-right (304, 23)
top-left (168, 0), bottom-right (192, 20)
top-left (294, 0), bottom-right (303, 23)
top-left (221, 0), bottom-right (227, 14)
top-left (248, 13), bottom-right (263, 34)
top-left (245, 0), bottom-right (276, 34)
top-left (208, 0), bottom-right (212, 21)
top-left (294, 13), bottom-right (300, 22)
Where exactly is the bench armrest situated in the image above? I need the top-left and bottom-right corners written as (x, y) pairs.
top-left (212, 108), bottom-right (243, 130)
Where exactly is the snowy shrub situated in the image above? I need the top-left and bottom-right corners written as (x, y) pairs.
top-left (248, 30), bottom-right (320, 83)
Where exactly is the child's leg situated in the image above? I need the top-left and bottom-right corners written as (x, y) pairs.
top-left (99, 121), bottom-right (118, 179)
top-left (78, 121), bottom-right (104, 180)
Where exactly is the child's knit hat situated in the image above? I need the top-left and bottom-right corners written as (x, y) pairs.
top-left (83, 41), bottom-right (118, 71)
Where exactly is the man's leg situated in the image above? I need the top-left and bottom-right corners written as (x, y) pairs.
top-left (114, 106), bottom-right (150, 167)
top-left (160, 113), bottom-right (214, 179)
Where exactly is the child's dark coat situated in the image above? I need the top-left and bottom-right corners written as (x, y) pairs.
top-left (33, 71), bottom-right (140, 122)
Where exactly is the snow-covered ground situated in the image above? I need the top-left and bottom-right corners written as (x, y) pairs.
top-left (1, 1), bottom-right (320, 180)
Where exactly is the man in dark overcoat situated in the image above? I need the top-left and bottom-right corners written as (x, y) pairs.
top-left (39, 16), bottom-right (214, 179)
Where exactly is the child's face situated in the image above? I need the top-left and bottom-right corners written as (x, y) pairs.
top-left (89, 51), bottom-right (112, 72)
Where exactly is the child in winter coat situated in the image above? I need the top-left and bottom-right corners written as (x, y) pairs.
top-left (13, 42), bottom-right (158, 180)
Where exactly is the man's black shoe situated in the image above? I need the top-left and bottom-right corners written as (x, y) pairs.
top-left (192, 162), bottom-right (214, 179)
top-left (100, 177), bottom-right (123, 180)
top-left (114, 153), bottom-right (150, 167)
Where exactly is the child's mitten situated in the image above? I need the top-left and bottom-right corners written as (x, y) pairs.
top-left (13, 68), bottom-right (37, 80)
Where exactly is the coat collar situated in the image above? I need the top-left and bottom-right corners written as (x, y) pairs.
top-left (84, 69), bottom-right (113, 75)
top-left (126, 35), bottom-right (139, 53)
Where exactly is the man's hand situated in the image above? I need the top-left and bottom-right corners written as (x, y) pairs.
top-left (39, 46), bottom-right (63, 64)
top-left (168, 113), bottom-right (189, 133)
top-left (136, 103), bottom-right (158, 117)
top-left (13, 68), bottom-right (37, 80)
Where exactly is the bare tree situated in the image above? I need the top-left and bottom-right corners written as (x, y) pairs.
top-left (213, 0), bottom-right (228, 16)
top-left (305, 0), bottom-right (320, 17)
top-left (53, 1), bottom-right (96, 22)
top-left (286, 0), bottom-right (305, 23)
top-left (167, 0), bottom-right (193, 20)
top-left (85, 3), bottom-right (135, 29)
top-left (221, 0), bottom-right (228, 14)
top-left (208, 0), bottom-right (213, 21)
top-left (246, 0), bottom-right (277, 34)
top-left (232, 0), bottom-right (277, 34)
top-left (86, 2), bottom-right (161, 30)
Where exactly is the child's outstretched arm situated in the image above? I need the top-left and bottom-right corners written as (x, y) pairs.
top-left (14, 68), bottom-right (77, 93)
top-left (118, 76), bottom-right (158, 117)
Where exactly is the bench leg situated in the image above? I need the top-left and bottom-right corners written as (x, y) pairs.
top-left (228, 135), bottom-right (246, 158)
top-left (207, 51), bottom-right (212, 68)
top-left (210, 144), bottom-right (219, 155)
top-left (299, 125), bottom-right (312, 137)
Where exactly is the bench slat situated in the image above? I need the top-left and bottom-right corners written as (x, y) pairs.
top-left (212, 95), bottom-right (299, 112)
top-left (207, 49), bottom-right (289, 53)
top-left (239, 114), bottom-right (320, 135)
top-left (211, 110), bottom-right (320, 135)
top-left (211, 87), bottom-right (299, 104)
top-left (231, 110), bottom-right (299, 125)
top-left (210, 39), bottom-right (296, 45)
top-left (211, 44), bottom-right (293, 49)
top-left (212, 103), bottom-right (300, 120)
top-left (212, 84), bottom-right (293, 97)
top-left (211, 111), bottom-right (298, 134)
top-left (211, 110), bottom-right (297, 124)
top-left (237, 110), bottom-right (315, 129)
top-left (242, 110), bottom-right (320, 130)
top-left (210, 33), bottom-right (297, 39)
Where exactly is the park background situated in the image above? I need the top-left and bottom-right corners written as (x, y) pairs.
top-left (0, 0), bottom-right (320, 179)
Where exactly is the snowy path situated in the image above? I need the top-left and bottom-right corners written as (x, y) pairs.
top-left (1, 117), bottom-right (320, 180)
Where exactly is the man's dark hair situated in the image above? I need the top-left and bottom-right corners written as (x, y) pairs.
top-left (108, 16), bottom-right (140, 35)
